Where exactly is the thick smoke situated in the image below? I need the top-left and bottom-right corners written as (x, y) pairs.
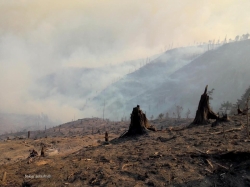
top-left (0, 0), bottom-right (249, 131)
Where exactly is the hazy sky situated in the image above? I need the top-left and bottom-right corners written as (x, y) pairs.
top-left (0, 0), bottom-right (249, 122)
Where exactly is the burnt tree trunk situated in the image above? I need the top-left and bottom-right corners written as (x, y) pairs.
top-left (105, 131), bottom-right (109, 142)
top-left (211, 113), bottom-right (230, 127)
top-left (120, 105), bottom-right (156, 137)
top-left (237, 105), bottom-right (249, 115)
top-left (41, 146), bottom-right (45, 157)
top-left (237, 105), bottom-right (244, 115)
top-left (190, 85), bottom-right (218, 126)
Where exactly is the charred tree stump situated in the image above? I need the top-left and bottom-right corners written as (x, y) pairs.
top-left (120, 105), bottom-right (156, 137)
top-left (28, 149), bottom-right (38, 158)
top-left (41, 146), bottom-right (45, 157)
top-left (211, 113), bottom-right (230, 127)
top-left (237, 105), bottom-right (249, 115)
top-left (238, 105), bottom-right (244, 115)
top-left (189, 85), bottom-right (218, 127)
top-left (105, 131), bottom-right (109, 142)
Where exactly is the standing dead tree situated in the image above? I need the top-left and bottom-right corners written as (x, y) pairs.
top-left (189, 85), bottom-right (218, 127)
top-left (150, 115), bottom-right (154, 120)
top-left (165, 112), bottom-right (169, 119)
top-left (186, 109), bottom-right (191, 119)
top-left (158, 113), bottom-right (164, 121)
top-left (176, 105), bottom-right (183, 119)
top-left (220, 101), bottom-right (232, 114)
top-left (120, 105), bottom-right (156, 137)
top-left (172, 112), bottom-right (176, 119)
top-left (103, 100), bottom-right (105, 121)
top-left (246, 96), bottom-right (250, 137)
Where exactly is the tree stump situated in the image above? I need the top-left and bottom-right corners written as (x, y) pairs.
top-left (105, 131), bottom-right (109, 142)
top-left (211, 113), bottom-right (230, 127)
top-left (28, 149), bottom-right (38, 159)
top-left (189, 85), bottom-right (218, 127)
top-left (41, 146), bottom-right (45, 157)
top-left (237, 105), bottom-right (249, 115)
top-left (120, 105), bottom-right (156, 137)
top-left (237, 105), bottom-right (244, 115)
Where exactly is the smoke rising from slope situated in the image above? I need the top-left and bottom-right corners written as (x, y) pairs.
top-left (0, 0), bottom-right (249, 124)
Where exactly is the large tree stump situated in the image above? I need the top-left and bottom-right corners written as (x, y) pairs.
top-left (120, 105), bottom-right (156, 137)
top-left (237, 105), bottom-right (249, 115)
top-left (190, 85), bottom-right (218, 127)
top-left (237, 105), bottom-right (244, 115)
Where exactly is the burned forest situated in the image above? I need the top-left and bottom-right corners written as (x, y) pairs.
top-left (1, 3), bottom-right (250, 185)
top-left (1, 84), bottom-right (250, 187)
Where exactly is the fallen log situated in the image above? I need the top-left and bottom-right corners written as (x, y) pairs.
top-left (206, 159), bottom-right (214, 168)
top-left (2, 172), bottom-right (6, 184)
top-left (194, 147), bottom-right (207, 154)
top-left (214, 162), bottom-right (229, 170)
top-left (205, 168), bottom-right (213, 173)
top-left (210, 127), bottom-right (242, 135)
top-left (122, 163), bottom-right (133, 170)
top-left (156, 136), bottom-right (176, 142)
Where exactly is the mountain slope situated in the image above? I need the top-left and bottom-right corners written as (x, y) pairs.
top-left (142, 39), bottom-right (250, 116)
top-left (91, 45), bottom-right (206, 119)
top-left (92, 40), bottom-right (250, 120)
top-left (33, 55), bottom-right (160, 108)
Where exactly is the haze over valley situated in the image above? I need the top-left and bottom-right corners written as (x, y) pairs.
top-left (1, 0), bottom-right (250, 133)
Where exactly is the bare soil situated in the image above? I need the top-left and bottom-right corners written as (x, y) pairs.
top-left (0, 116), bottom-right (250, 187)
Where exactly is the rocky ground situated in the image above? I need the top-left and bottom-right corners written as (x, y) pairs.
top-left (0, 116), bottom-right (250, 186)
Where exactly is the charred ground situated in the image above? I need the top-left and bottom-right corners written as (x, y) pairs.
top-left (0, 115), bottom-right (250, 186)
